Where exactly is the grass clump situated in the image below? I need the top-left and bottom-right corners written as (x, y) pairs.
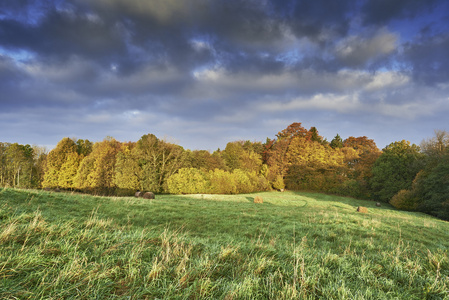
top-left (0, 188), bottom-right (448, 299)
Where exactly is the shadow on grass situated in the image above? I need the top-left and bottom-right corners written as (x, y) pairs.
top-left (288, 190), bottom-right (398, 212)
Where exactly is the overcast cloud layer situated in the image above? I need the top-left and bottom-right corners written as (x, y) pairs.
top-left (1, 0), bottom-right (449, 150)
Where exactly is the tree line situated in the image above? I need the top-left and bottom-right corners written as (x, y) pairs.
top-left (1, 123), bottom-right (448, 220)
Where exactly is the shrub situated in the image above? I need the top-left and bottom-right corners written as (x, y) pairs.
top-left (232, 169), bottom-right (254, 194)
top-left (167, 168), bottom-right (209, 194)
top-left (209, 169), bottom-right (237, 194)
top-left (390, 189), bottom-right (418, 211)
top-left (272, 175), bottom-right (285, 191)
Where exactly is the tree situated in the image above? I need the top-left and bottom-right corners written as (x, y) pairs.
top-left (266, 123), bottom-right (313, 188)
top-left (135, 134), bottom-right (186, 193)
top-left (284, 137), bottom-right (345, 191)
top-left (330, 134), bottom-right (343, 149)
top-left (3, 143), bottom-right (34, 188)
top-left (76, 139), bottom-right (93, 156)
top-left (32, 146), bottom-right (48, 188)
top-left (413, 155), bottom-right (449, 220)
top-left (114, 143), bottom-right (141, 192)
top-left (307, 126), bottom-right (324, 143)
top-left (74, 137), bottom-right (121, 193)
top-left (43, 138), bottom-right (78, 188)
top-left (221, 141), bottom-right (263, 173)
top-left (185, 150), bottom-right (227, 171)
top-left (370, 140), bottom-right (423, 202)
top-left (420, 130), bottom-right (449, 167)
top-left (0, 142), bottom-right (7, 186)
top-left (58, 152), bottom-right (82, 189)
top-left (276, 122), bottom-right (308, 140)
top-left (392, 130), bottom-right (449, 219)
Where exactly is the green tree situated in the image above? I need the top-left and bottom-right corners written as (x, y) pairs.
top-left (414, 155), bottom-right (449, 220)
top-left (32, 146), bottom-right (48, 188)
top-left (330, 134), bottom-right (343, 149)
top-left (370, 140), bottom-right (423, 202)
top-left (0, 142), bottom-right (7, 186)
top-left (4, 143), bottom-right (34, 188)
top-left (76, 139), bottom-right (93, 156)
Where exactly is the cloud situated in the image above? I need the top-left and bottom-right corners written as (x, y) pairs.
top-left (402, 33), bottom-right (449, 84)
top-left (361, 0), bottom-right (441, 25)
top-left (335, 29), bottom-right (398, 67)
top-left (1, 0), bottom-right (449, 151)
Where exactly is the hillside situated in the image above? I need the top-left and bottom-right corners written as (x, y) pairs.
top-left (1, 188), bottom-right (448, 299)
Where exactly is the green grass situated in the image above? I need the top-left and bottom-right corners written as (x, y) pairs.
top-left (1, 188), bottom-right (448, 299)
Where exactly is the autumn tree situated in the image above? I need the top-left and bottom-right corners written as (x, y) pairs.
top-left (135, 134), bottom-right (186, 193)
top-left (185, 150), bottom-right (227, 171)
top-left (114, 142), bottom-right (141, 193)
top-left (167, 167), bottom-right (210, 194)
top-left (58, 152), bottom-right (82, 189)
top-left (222, 141), bottom-right (263, 173)
top-left (266, 123), bottom-right (310, 188)
top-left (43, 138), bottom-right (78, 188)
top-left (284, 137), bottom-right (345, 191)
top-left (74, 137), bottom-right (121, 193)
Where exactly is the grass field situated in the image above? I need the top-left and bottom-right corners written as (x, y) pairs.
top-left (1, 188), bottom-right (448, 299)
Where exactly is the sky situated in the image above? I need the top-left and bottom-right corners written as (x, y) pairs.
top-left (1, 0), bottom-right (449, 151)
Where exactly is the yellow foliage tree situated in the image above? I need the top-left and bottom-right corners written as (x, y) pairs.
top-left (43, 138), bottom-right (77, 188)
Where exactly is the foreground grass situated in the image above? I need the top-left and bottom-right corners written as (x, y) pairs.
top-left (0, 188), bottom-right (448, 299)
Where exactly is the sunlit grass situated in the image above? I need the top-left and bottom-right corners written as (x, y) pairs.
top-left (0, 187), bottom-right (448, 299)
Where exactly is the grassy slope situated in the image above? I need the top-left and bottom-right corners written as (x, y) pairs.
top-left (0, 188), bottom-right (448, 299)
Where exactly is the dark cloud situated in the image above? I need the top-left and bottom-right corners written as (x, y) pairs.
top-left (361, 0), bottom-right (440, 25)
top-left (287, 0), bottom-right (354, 42)
top-left (402, 33), bottom-right (449, 84)
top-left (0, 0), bottom-right (449, 150)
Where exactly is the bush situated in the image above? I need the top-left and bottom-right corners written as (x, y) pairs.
top-left (272, 175), bottom-right (285, 191)
top-left (209, 169), bottom-right (237, 194)
top-left (390, 189), bottom-right (418, 211)
top-left (167, 168), bottom-right (270, 195)
top-left (167, 168), bottom-right (209, 194)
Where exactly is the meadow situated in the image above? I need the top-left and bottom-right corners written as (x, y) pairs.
top-left (0, 188), bottom-right (448, 299)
